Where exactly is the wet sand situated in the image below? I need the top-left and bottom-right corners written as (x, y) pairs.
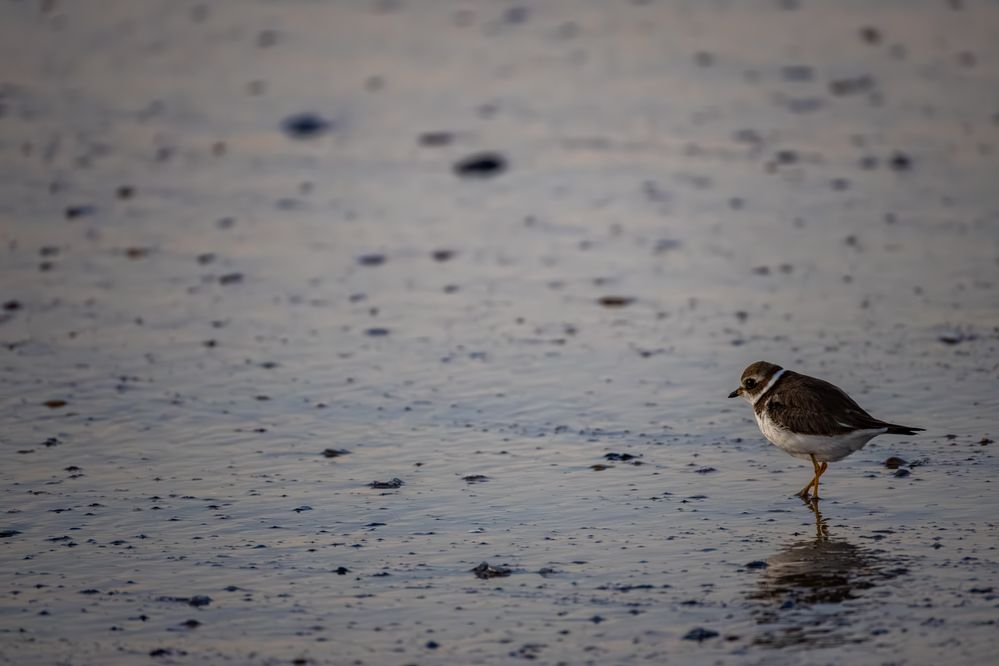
top-left (1, 1), bottom-right (998, 664)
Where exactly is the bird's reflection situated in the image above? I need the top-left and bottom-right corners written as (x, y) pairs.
top-left (747, 500), bottom-right (907, 648)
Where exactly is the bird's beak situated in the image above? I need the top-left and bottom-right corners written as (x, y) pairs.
top-left (728, 388), bottom-right (741, 399)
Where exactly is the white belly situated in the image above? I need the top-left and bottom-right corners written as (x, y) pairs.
top-left (755, 410), bottom-right (885, 463)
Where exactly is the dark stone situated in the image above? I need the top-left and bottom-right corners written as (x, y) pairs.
top-left (322, 448), bottom-right (351, 458)
top-left (604, 453), bottom-right (636, 461)
top-left (472, 562), bottom-right (512, 579)
top-left (150, 648), bottom-right (187, 657)
top-left (188, 595), bottom-right (212, 607)
top-left (419, 131), bottom-right (455, 147)
top-left (893, 468), bottom-right (911, 478)
top-left (654, 238), bottom-right (681, 253)
top-left (774, 150), bottom-right (798, 164)
top-left (125, 247), bottom-right (150, 260)
top-left (218, 272), bottom-right (243, 285)
top-left (453, 152), bottom-right (508, 178)
top-left (357, 254), bottom-right (386, 266)
top-left (683, 627), bottom-right (720, 642)
top-left (829, 75), bottom-right (875, 96)
top-left (744, 561), bottom-right (769, 570)
top-left (65, 205), bottom-right (97, 220)
top-left (281, 113), bottom-right (333, 139)
top-left (368, 478), bottom-right (404, 489)
top-left (860, 26), bottom-right (882, 44)
top-left (463, 474), bottom-right (490, 483)
top-left (889, 152), bottom-right (912, 171)
top-left (939, 333), bottom-right (975, 345)
top-left (883, 456), bottom-right (907, 469)
top-left (598, 296), bottom-right (635, 307)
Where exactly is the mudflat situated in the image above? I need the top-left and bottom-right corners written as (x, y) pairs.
top-left (1, 1), bottom-right (997, 664)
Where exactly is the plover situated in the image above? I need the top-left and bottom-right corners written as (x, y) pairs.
top-left (729, 361), bottom-right (923, 500)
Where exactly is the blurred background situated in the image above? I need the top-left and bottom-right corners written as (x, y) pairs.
top-left (1, 1), bottom-right (997, 664)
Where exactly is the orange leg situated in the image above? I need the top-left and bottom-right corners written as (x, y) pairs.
top-left (812, 460), bottom-right (829, 499)
top-left (796, 454), bottom-right (828, 499)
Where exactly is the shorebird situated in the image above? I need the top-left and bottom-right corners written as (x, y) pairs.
top-left (729, 361), bottom-right (923, 499)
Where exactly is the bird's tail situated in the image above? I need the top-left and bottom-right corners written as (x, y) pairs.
top-left (884, 423), bottom-right (924, 436)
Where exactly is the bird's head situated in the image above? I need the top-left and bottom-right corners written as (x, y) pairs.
top-left (729, 361), bottom-right (783, 403)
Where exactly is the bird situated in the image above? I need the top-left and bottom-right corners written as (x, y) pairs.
top-left (728, 361), bottom-right (923, 500)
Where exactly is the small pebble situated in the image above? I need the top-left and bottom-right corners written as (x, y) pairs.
top-left (683, 627), bottom-right (719, 642)
top-left (368, 478), bottom-right (404, 489)
top-left (357, 254), bottom-right (386, 266)
top-left (598, 296), bottom-right (635, 308)
top-left (419, 131), bottom-right (455, 147)
top-left (472, 562), bottom-right (512, 579)
top-left (604, 452), bottom-right (636, 461)
top-left (453, 152), bottom-right (507, 179)
top-left (65, 205), bottom-right (96, 220)
top-left (281, 113), bottom-right (333, 139)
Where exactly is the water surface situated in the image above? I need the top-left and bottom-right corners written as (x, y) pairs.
top-left (1, 1), bottom-right (997, 664)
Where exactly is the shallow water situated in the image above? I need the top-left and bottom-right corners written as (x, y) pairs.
top-left (1, 1), bottom-right (998, 664)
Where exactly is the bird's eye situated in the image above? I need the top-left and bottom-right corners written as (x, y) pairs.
top-left (744, 378), bottom-right (757, 389)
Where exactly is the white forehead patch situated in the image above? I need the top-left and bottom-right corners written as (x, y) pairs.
top-left (751, 368), bottom-right (786, 404)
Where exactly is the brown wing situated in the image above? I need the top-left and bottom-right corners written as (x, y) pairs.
top-left (764, 372), bottom-right (889, 435)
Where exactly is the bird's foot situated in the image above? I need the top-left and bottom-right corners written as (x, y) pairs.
top-left (796, 495), bottom-right (821, 513)
top-left (795, 490), bottom-right (822, 502)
